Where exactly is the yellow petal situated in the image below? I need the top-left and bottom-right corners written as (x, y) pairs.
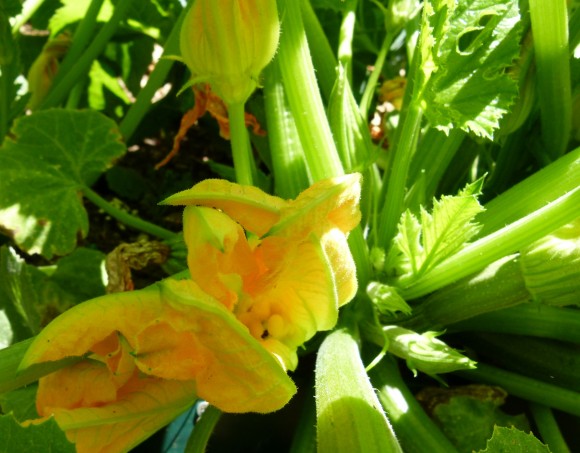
top-left (19, 288), bottom-right (166, 368)
top-left (183, 206), bottom-right (256, 310)
top-left (37, 360), bottom-right (120, 413)
top-left (240, 235), bottom-right (338, 370)
top-left (159, 279), bottom-right (296, 412)
top-left (270, 173), bottom-right (362, 238)
top-left (161, 179), bottom-right (286, 236)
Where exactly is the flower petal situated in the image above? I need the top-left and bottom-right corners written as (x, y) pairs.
top-left (48, 376), bottom-right (196, 453)
top-left (161, 179), bottom-right (286, 236)
top-left (243, 235), bottom-right (338, 370)
top-left (269, 173), bottom-right (362, 238)
top-left (22, 279), bottom-right (296, 414)
top-left (182, 206), bottom-right (256, 311)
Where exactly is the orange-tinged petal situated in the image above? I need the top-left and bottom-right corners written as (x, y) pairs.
top-left (161, 179), bottom-right (286, 236)
top-left (37, 360), bottom-right (119, 413)
top-left (133, 321), bottom-right (210, 379)
top-left (52, 377), bottom-right (197, 453)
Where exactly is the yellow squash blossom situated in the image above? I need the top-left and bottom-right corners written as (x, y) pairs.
top-left (162, 173), bottom-right (362, 370)
top-left (20, 279), bottom-right (295, 453)
top-left (20, 174), bottom-right (361, 453)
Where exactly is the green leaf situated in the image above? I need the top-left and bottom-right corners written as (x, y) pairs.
top-left (0, 310), bottom-right (12, 349)
top-left (0, 247), bottom-right (42, 341)
top-left (418, 385), bottom-right (529, 453)
top-left (382, 326), bottom-right (476, 377)
top-left (49, 247), bottom-right (106, 303)
top-left (49, 0), bottom-right (113, 35)
top-left (0, 0), bottom-right (22, 17)
top-left (388, 178), bottom-right (485, 285)
top-left (0, 414), bottom-right (76, 453)
top-left (88, 59), bottom-right (132, 110)
top-left (0, 109), bottom-right (126, 258)
top-left (477, 426), bottom-right (551, 453)
top-left (420, 0), bottom-right (521, 138)
top-left (0, 385), bottom-right (39, 422)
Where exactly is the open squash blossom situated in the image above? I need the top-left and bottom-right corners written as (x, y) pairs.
top-left (162, 173), bottom-right (362, 370)
top-left (20, 279), bottom-right (295, 453)
top-left (180, 0), bottom-right (280, 105)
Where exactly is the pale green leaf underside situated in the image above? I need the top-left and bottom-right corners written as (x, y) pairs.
top-left (421, 0), bottom-right (522, 138)
top-left (0, 109), bottom-right (126, 259)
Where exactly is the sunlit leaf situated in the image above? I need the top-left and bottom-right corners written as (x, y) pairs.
top-left (0, 109), bottom-right (126, 258)
top-left (49, 0), bottom-right (113, 36)
top-left (87, 60), bottom-right (132, 111)
top-left (388, 178), bottom-right (485, 285)
top-left (478, 426), bottom-right (550, 453)
top-left (420, 0), bottom-right (521, 138)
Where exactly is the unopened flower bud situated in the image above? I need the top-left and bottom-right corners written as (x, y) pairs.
top-left (180, 0), bottom-right (280, 105)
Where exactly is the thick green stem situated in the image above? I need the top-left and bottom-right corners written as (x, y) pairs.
top-left (401, 187), bottom-right (580, 299)
top-left (529, 403), bottom-right (571, 453)
top-left (316, 328), bottom-right (402, 453)
top-left (228, 102), bottom-right (255, 186)
top-left (184, 405), bottom-right (222, 453)
top-left (401, 254), bottom-right (529, 332)
top-left (377, 100), bottom-right (423, 249)
top-left (51, 0), bottom-right (105, 90)
top-left (449, 304), bottom-right (580, 344)
top-left (82, 186), bottom-right (177, 241)
top-left (263, 61), bottom-right (310, 198)
top-left (276, 0), bottom-right (344, 180)
top-left (369, 355), bottom-right (459, 453)
top-left (119, 6), bottom-right (185, 141)
top-left (301, 0), bottom-right (337, 101)
top-left (39, 0), bottom-right (136, 109)
top-left (529, 0), bottom-right (571, 159)
top-left (276, 0), bottom-right (371, 283)
top-left (476, 146), bottom-right (580, 238)
top-left (457, 363), bottom-right (580, 417)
